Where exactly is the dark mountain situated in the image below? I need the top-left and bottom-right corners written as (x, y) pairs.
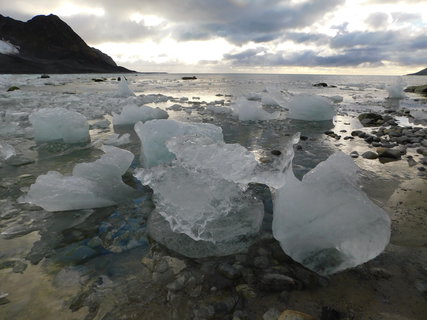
top-left (0, 14), bottom-right (134, 74)
top-left (408, 67), bottom-right (427, 76)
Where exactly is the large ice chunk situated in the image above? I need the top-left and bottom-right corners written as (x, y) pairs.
top-left (231, 97), bottom-right (278, 121)
top-left (29, 107), bottom-right (90, 144)
top-left (112, 104), bottom-right (168, 125)
top-left (134, 119), bottom-right (223, 168)
top-left (22, 145), bottom-right (137, 211)
top-left (166, 133), bottom-right (299, 189)
top-left (137, 166), bottom-right (263, 242)
top-left (272, 152), bottom-right (391, 276)
top-left (286, 94), bottom-right (335, 121)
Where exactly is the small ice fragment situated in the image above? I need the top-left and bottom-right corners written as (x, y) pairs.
top-left (115, 76), bottom-right (135, 97)
top-left (29, 107), bottom-right (90, 144)
top-left (231, 97), bottom-right (278, 121)
top-left (22, 145), bottom-right (137, 211)
top-left (112, 104), bottom-right (168, 125)
top-left (387, 77), bottom-right (406, 99)
top-left (134, 119), bottom-right (223, 168)
top-left (272, 152), bottom-right (391, 276)
top-left (0, 141), bottom-right (16, 160)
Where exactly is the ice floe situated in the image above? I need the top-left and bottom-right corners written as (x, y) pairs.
top-left (22, 145), bottom-right (137, 211)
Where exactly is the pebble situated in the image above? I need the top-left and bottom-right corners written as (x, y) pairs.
top-left (258, 273), bottom-right (298, 292)
top-left (253, 256), bottom-right (270, 269)
top-left (236, 284), bottom-right (257, 299)
top-left (217, 262), bottom-right (241, 280)
top-left (362, 151), bottom-right (378, 160)
top-left (279, 310), bottom-right (316, 320)
top-left (263, 308), bottom-right (281, 320)
top-left (350, 151), bottom-right (359, 158)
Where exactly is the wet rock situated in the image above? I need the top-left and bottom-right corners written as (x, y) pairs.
top-left (407, 157), bottom-right (417, 167)
top-left (253, 256), bottom-right (270, 269)
top-left (404, 85), bottom-right (427, 94)
top-left (0, 292), bottom-right (9, 305)
top-left (351, 130), bottom-right (363, 137)
top-left (163, 256), bottom-right (187, 275)
top-left (5, 155), bottom-right (35, 166)
top-left (279, 310), bottom-right (316, 320)
top-left (343, 136), bottom-right (354, 140)
top-left (376, 147), bottom-right (401, 160)
top-left (368, 267), bottom-right (392, 280)
top-left (258, 273), bottom-right (298, 292)
top-left (313, 82), bottom-right (328, 87)
top-left (358, 113), bottom-right (383, 127)
top-left (271, 150), bottom-right (282, 156)
top-left (350, 151), bottom-right (359, 158)
top-left (321, 307), bottom-right (341, 320)
top-left (7, 86), bottom-right (20, 92)
top-left (236, 284), bottom-right (257, 300)
top-left (324, 131), bottom-right (341, 140)
top-left (217, 262), bottom-right (241, 280)
top-left (362, 151), bottom-right (378, 160)
top-left (418, 167), bottom-right (426, 172)
top-left (417, 148), bottom-right (427, 156)
top-left (40, 74), bottom-right (50, 78)
top-left (166, 274), bottom-right (187, 292)
top-left (263, 308), bottom-right (281, 320)
top-left (12, 261), bottom-right (27, 273)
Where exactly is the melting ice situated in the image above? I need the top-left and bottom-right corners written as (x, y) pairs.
top-left (22, 145), bottom-right (138, 211)
top-left (134, 119), bottom-right (223, 168)
top-left (112, 104), bottom-right (168, 125)
top-left (29, 107), bottom-right (90, 144)
top-left (272, 152), bottom-right (391, 276)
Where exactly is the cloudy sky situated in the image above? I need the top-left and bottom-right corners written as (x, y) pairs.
top-left (2, 0), bottom-right (427, 74)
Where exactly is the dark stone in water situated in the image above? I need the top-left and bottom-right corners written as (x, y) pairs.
top-left (271, 150), bottom-right (282, 156)
top-left (321, 306), bottom-right (342, 320)
top-left (313, 82), bottom-right (328, 87)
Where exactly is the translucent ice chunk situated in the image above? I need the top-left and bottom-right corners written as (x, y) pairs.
top-left (23, 145), bottom-right (137, 211)
top-left (272, 152), bottom-right (391, 276)
top-left (135, 165), bottom-right (264, 245)
top-left (0, 141), bottom-right (16, 160)
top-left (166, 133), bottom-right (299, 189)
top-left (112, 104), bottom-right (168, 125)
top-left (29, 107), bottom-right (90, 144)
top-left (134, 119), bottom-right (223, 168)
top-left (231, 97), bottom-right (278, 121)
top-left (115, 77), bottom-right (135, 97)
top-left (286, 94), bottom-right (335, 121)
top-left (387, 77), bottom-right (406, 99)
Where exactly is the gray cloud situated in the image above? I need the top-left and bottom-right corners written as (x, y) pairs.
top-left (365, 13), bottom-right (389, 29)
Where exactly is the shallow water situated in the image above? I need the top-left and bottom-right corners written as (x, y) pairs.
top-left (1, 73), bottom-right (426, 319)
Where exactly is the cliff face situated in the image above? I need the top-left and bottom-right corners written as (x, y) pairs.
top-left (408, 68), bottom-right (427, 76)
top-left (0, 14), bottom-right (134, 74)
